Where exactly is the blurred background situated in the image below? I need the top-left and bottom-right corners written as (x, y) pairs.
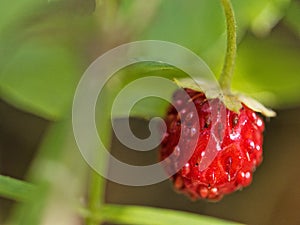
top-left (0, 0), bottom-right (300, 225)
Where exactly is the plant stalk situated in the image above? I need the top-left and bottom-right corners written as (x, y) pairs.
top-left (219, 0), bottom-right (237, 93)
top-left (86, 171), bottom-right (105, 225)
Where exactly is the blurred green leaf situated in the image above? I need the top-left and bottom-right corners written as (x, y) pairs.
top-left (0, 0), bottom-right (293, 120)
top-left (97, 62), bottom-right (188, 120)
top-left (141, 0), bottom-right (224, 74)
top-left (234, 0), bottom-right (290, 36)
top-left (284, 0), bottom-right (300, 37)
top-left (234, 32), bottom-right (300, 108)
top-left (0, 0), bottom-right (37, 30)
top-left (0, 1), bottom-right (92, 120)
top-left (0, 176), bottom-right (36, 202)
top-left (141, 0), bottom-right (290, 75)
top-left (81, 204), bottom-right (244, 225)
top-left (0, 40), bottom-right (79, 120)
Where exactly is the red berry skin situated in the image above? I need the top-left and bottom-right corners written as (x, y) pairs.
top-left (159, 88), bottom-right (264, 201)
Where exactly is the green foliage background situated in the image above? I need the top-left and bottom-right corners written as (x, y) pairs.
top-left (0, 0), bottom-right (299, 225)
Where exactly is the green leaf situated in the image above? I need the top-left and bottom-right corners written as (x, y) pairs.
top-left (0, 40), bottom-right (79, 120)
top-left (237, 94), bottom-right (276, 117)
top-left (141, 0), bottom-right (224, 74)
top-left (141, 0), bottom-right (291, 75)
top-left (174, 78), bottom-right (204, 93)
top-left (0, 1), bottom-right (88, 120)
top-left (284, 0), bottom-right (300, 37)
top-left (0, 1), bottom-right (37, 30)
top-left (233, 0), bottom-right (290, 36)
top-left (97, 62), bottom-right (188, 120)
top-left (0, 175), bottom-right (36, 202)
top-left (80, 204), bottom-right (244, 225)
top-left (233, 32), bottom-right (300, 108)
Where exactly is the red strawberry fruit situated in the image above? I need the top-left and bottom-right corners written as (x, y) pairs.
top-left (159, 86), bottom-right (275, 201)
top-left (159, 0), bottom-right (276, 201)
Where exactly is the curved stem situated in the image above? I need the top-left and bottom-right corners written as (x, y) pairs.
top-left (219, 0), bottom-right (237, 93)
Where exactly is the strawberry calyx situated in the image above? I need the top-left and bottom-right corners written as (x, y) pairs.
top-left (174, 78), bottom-right (276, 117)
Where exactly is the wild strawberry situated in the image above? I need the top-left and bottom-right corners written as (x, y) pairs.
top-left (159, 83), bottom-right (275, 201)
top-left (159, 0), bottom-right (277, 201)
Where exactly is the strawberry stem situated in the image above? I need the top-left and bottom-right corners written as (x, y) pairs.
top-left (219, 0), bottom-right (237, 94)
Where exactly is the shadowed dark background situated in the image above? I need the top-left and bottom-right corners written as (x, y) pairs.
top-left (1, 98), bottom-right (300, 225)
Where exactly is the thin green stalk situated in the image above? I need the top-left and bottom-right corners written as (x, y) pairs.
top-left (0, 175), bottom-right (36, 202)
top-left (86, 3), bottom-right (119, 220)
top-left (86, 171), bottom-right (105, 225)
top-left (219, 0), bottom-right (237, 93)
top-left (86, 91), bottom-right (113, 225)
top-left (78, 204), bottom-right (245, 225)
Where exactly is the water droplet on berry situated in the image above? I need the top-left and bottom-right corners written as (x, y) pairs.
top-left (181, 163), bottom-right (190, 176)
top-left (230, 132), bottom-right (240, 140)
top-left (250, 112), bottom-right (257, 121)
top-left (256, 118), bottom-right (262, 126)
top-left (185, 112), bottom-right (194, 121)
top-left (256, 145), bottom-right (261, 151)
top-left (174, 146), bottom-right (180, 157)
top-left (180, 108), bottom-right (187, 116)
top-left (246, 139), bottom-right (255, 153)
top-left (256, 117), bottom-right (264, 132)
top-left (199, 186), bottom-right (209, 198)
top-left (237, 171), bottom-right (252, 187)
top-left (208, 187), bottom-right (219, 199)
top-left (245, 171), bottom-right (251, 179)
